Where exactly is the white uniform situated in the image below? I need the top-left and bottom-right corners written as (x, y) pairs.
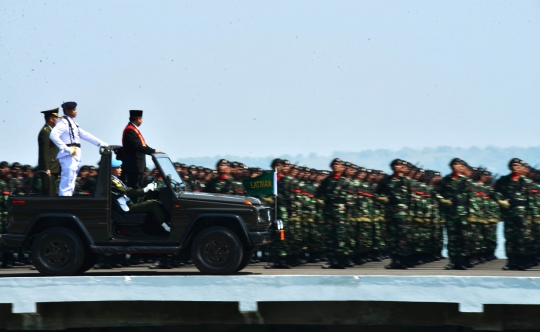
top-left (49, 115), bottom-right (107, 196)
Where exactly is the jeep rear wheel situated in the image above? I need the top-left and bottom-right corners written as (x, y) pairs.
top-left (31, 227), bottom-right (85, 276)
top-left (191, 226), bottom-right (243, 275)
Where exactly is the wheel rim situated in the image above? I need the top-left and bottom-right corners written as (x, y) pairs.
top-left (41, 238), bottom-right (72, 267)
top-left (202, 237), bottom-right (231, 265)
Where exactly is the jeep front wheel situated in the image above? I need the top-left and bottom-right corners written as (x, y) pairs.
top-left (191, 226), bottom-right (243, 275)
top-left (31, 227), bottom-right (85, 276)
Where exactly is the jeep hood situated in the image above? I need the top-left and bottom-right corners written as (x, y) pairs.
top-left (178, 192), bottom-right (261, 205)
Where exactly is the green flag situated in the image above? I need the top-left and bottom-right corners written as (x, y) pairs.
top-left (242, 171), bottom-right (277, 197)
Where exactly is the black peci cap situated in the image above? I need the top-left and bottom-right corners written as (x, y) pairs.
top-left (130, 110), bottom-right (143, 117)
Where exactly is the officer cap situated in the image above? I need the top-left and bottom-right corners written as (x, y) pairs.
top-left (61, 101), bottom-right (77, 110)
top-left (359, 167), bottom-right (367, 172)
top-left (270, 158), bottom-right (282, 168)
top-left (0, 161), bottom-right (8, 168)
top-left (11, 162), bottom-right (20, 169)
top-left (310, 168), bottom-right (317, 174)
top-left (330, 158), bottom-right (342, 166)
top-left (304, 167), bottom-right (311, 172)
top-left (130, 110), bottom-right (143, 117)
top-left (282, 159), bottom-right (291, 166)
top-left (41, 108), bottom-right (59, 117)
top-left (482, 170), bottom-right (492, 176)
top-left (197, 166), bottom-right (204, 171)
top-left (449, 158), bottom-right (467, 166)
top-left (216, 159), bottom-right (229, 168)
top-left (88, 165), bottom-right (96, 171)
top-left (390, 159), bottom-right (403, 167)
top-left (230, 162), bottom-right (239, 168)
top-left (111, 158), bottom-right (123, 168)
top-left (179, 163), bottom-right (187, 168)
top-left (321, 170), bottom-right (330, 175)
top-left (80, 165), bottom-right (89, 172)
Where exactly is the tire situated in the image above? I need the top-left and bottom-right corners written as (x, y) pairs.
top-left (31, 227), bottom-right (85, 276)
top-left (235, 247), bottom-right (256, 272)
top-left (75, 250), bottom-right (98, 274)
top-left (191, 226), bottom-right (243, 275)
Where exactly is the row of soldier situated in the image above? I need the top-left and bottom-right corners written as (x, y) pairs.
top-left (1, 156), bottom-right (539, 271)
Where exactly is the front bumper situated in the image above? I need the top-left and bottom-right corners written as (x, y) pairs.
top-left (0, 233), bottom-right (25, 247)
top-left (248, 231), bottom-right (273, 245)
top-left (248, 219), bottom-right (283, 245)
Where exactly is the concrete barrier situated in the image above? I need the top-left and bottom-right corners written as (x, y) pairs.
top-left (1, 275), bottom-right (539, 314)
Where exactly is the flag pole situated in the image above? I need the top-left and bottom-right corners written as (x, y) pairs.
top-left (274, 168), bottom-right (278, 222)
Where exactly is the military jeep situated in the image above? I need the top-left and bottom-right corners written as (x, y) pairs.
top-left (1, 146), bottom-right (279, 276)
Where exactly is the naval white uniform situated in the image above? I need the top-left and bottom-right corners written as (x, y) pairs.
top-left (49, 115), bottom-right (107, 196)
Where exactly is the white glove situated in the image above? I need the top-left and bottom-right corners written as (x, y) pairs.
top-left (144, 182), bottom-right (157, 193)
top-left (100, 143), bottom-right (109, 148)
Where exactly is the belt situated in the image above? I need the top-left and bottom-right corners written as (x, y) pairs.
top-left (67, 144), bottom-right (81, 147)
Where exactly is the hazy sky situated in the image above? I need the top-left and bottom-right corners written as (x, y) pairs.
top-left (1, 1), bottom-right (539, 166)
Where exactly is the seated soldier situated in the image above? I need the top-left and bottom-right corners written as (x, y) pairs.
top-left (111, 158), bottom-right (170, 233)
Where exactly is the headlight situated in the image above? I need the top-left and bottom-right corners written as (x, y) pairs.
top-left (257, 208), bottom-right (272, 223)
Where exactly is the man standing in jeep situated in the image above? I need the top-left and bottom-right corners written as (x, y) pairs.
top-left (121, 110), bottom-right (161, 190)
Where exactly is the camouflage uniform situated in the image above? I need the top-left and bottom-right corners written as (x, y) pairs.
top-left (316, 173), bottom-right (351, 263)
top-left (439, 173), bottom-right (474, 263)
top-left (482, 182), bottom-right (500, 259)
top-left (410, 179), bottom-right (434, 260)
top-left (494, 173), bottom-right (534, 263)
top-left (204, 176), bottom-right (245, 196)
top-left (346, 177), bottom-right (373, 262)
top-left (375, 173), bottom-right (412, 261)
top-left (467, 180), bottom-right (487, 258)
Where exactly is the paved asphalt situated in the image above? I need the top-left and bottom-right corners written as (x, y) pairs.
top-left (0, 258), bottom-right (538, 277)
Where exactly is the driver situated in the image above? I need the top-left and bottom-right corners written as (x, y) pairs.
top-left (111, 158), bottom-right (170, 232)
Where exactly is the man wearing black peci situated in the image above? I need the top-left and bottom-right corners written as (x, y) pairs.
top-left (121, 110), bottom-right (161, 190)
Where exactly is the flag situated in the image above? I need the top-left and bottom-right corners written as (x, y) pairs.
top-left (242, 171), bottom-right (277, 197)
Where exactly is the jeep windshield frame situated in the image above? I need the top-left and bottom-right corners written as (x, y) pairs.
top-left (152, 153), bottom-right (189, 193)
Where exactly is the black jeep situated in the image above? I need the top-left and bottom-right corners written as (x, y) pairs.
top-left (1, 146), bottom-right (280, 275)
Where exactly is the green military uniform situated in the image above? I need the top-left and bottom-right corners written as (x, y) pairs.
top-left (376, 170), bottom-right (412, 267)
top-left (111, 176), bottom-right (167, 225)
top-left (316, 168), bottom-right (351, 267)
top-left (345, 174), bottom-right (372, 264)
top-left (480, 178), bottom-right (500, 260)
top-left (37, 108), bottom-right (60, 195)
top-left (409, 174), bottom-right (433, 262)
top-left (494, 167), bottom-right (534, 269)
top-left (439, 171), bottom-right (473, 268)
top-left (204, 176), bottom-right (245, 195)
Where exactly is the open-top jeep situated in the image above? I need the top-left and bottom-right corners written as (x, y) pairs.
top-left (1, 146), bottom-right (280, 275)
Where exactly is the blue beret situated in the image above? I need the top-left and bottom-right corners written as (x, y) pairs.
top-left (61, 101), bottom-right (77, 110)
top-left (111, 159), bottom-right (123, 168)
